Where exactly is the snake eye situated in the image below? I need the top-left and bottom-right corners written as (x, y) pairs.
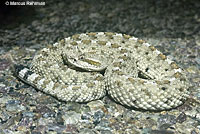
top-left (161, 87), bottom-right (167, 91)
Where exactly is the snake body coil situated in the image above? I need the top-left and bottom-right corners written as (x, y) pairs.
top-left (15, 32), bottom-right (190, 110)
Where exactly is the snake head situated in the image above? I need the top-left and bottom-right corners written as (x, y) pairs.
top-left (62, 52), bottom-right (107, 72)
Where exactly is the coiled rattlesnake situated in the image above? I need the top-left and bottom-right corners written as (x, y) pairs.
top-left (15, 32), bottom-right (190, 110)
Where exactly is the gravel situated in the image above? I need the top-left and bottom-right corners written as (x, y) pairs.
top-left (0, 0), bottom-right (200, 133)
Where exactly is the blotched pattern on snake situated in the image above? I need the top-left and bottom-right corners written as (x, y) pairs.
top-left (15, 32), bottom-right (190, 110)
